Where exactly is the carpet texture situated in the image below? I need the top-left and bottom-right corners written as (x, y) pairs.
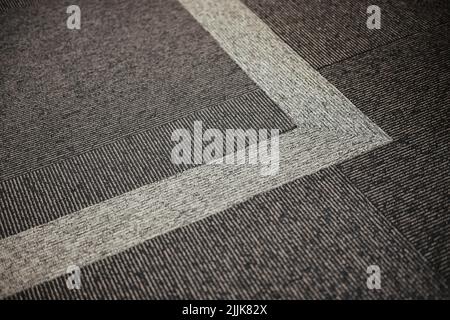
top-left (0, 0), bottom-right (449, 299)
top-left (11, 167), bottom-right (446, 299)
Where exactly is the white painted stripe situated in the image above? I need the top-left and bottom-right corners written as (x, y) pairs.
top-left (0, 0), bottom-right (391, 297)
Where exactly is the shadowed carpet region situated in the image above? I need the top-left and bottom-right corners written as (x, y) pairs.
top-left (0, 0), bottom-right (449, 299)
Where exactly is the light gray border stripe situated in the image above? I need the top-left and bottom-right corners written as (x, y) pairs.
top-left (0, 0), bottom-right (391, 297)
top-left (178, 0), bottom-right (390, 138)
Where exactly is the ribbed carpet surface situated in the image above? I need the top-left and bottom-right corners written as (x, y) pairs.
top-left (0, 0), bottom-right (449, 299)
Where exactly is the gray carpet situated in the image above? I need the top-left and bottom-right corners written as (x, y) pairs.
top-left (0, 0), bottom-right (449, 299)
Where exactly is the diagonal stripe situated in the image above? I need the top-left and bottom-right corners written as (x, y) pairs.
top-left (0, 89), bottom-right (294, 239)
top-left (0, 132), bottom-right (387, 298)
top-left (0, 0), bottom-right (391, 297)
top-left (178, 0), bottom-right (389, 137)
top-left (12, 167), bottom-right (447, 299)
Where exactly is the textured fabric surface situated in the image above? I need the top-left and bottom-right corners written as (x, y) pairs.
top-left (321, 24), bottom-right (450, 287)
top-left (243, 0), bottom-right (450, 295)
top-left (0, 89), bottom-right (295, 238)
top-left (0, 0), bottom-right (37, 12)
top-left (0, 0), bottom-right (393, 298)
top-left (10, 167), bottom-right (447, 299)
top-left (0, 0), bottom-right (259, 179)
top-left (243, 0), bottom-right (449, 69)
top-left (0, 0), bottom-right (448, 299)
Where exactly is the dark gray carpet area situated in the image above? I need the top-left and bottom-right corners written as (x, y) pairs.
top-left (243, 0), bottom-right (449, 69)
top-left (11, 167), bottom-right (447, 299)
top-left (1, 0), bottom-right (260, 179)
top-left (1, 0), bottom-right (448, 299)
top-left (244, 0), bottom-right (450, 294)
top-left (322, 25), bottom-right (450, 287)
